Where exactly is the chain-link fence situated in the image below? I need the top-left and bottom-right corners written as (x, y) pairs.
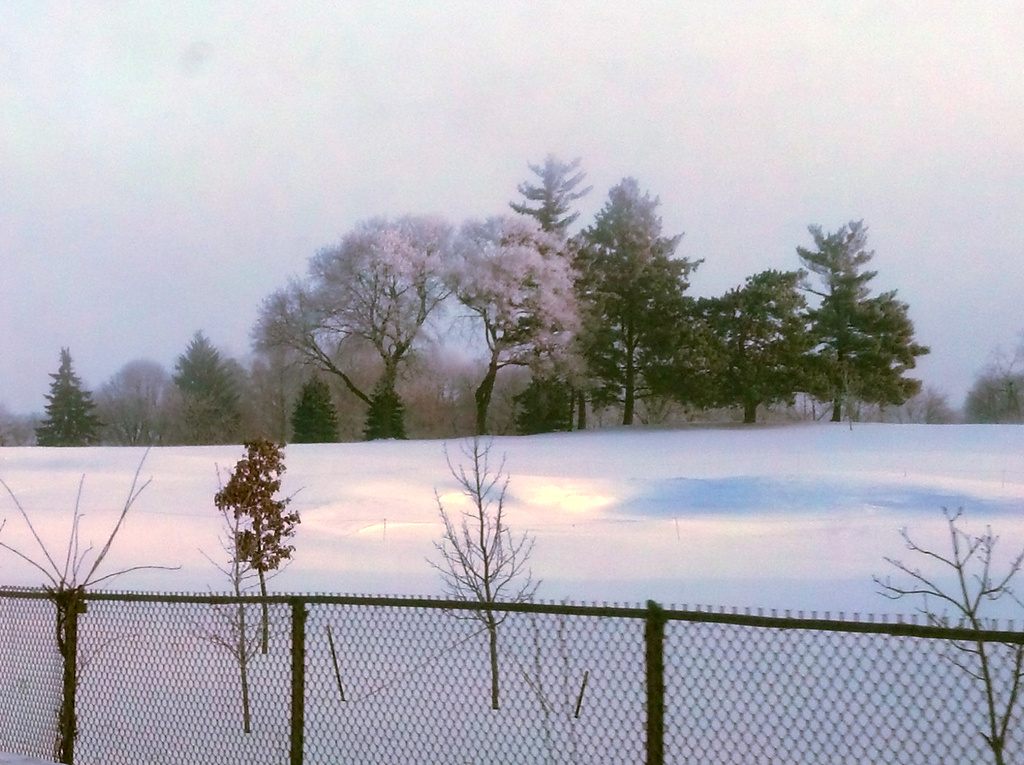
top-left (0, 589), bottom-right (1022, 764)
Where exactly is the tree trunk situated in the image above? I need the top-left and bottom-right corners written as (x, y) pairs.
top-left (743, 401), bottom-right (758, 424)
top-left (237, 601), bottom-right (252, 734)
top-left (831, 397), bottom-right (842, 423)
top-left (623, 356), bottom-right (636, 426)
top-left (474, 357), bottom-right (499, 436)
top-left (486, 611), bottom-right (500, 710)
top-left (575, 390), bottom-right (587, 430)
top-left (259, 569), bottom-right (269, 655)
top-left (54, 587), bottom-right (83, 765)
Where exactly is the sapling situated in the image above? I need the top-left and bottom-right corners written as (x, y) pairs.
top-left (0, 450), bottom-right (176, 763)
top-left (875, 508), bottom-right (1024, 765)
top-left (429, 436), bottom-right (539, 709)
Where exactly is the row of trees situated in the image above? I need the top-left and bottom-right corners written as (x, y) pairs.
top-left (251, 157), bottom-right (929, 439)
top-left (15, 156), bottom-right (936, 446)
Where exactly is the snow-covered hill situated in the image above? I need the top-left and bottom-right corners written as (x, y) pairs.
top-left (1, 424), bottom-right (1022, 615)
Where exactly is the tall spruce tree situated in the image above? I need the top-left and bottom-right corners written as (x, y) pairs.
top-left (35, 348), bottom-right (102, 446)
top-left (514, 375), bottom-right (574, 434)
top-left (702, 270), bottom-right (813, 423)
top-left (172, 331), bottom-right (243, 444)
top-left (290, 377), bottom-right (340, 443)
top-left (363, 378), bottom-right (406, 440)
top-left (575, 178), bottom-right (699, 425)
top-left (797, 220), bottom-right (929, 421)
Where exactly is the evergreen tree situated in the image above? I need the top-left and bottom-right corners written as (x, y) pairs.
top-left (514, 375), bottom-right (574, 434)
top-left (797, 221), bottom-right (929, 422)
top-left (574, 178), bottom-right (699, 425)
top-left (172, 331), bottom-right (242, 444)
top-left (702, 270), bottom-right (813, 423)
top-left (363, 379), bottom-right (406, 440)
top-left (35, 348), bottom-right (102, 446)
top-left (509, 154), bottom-right (592, 236)
top-left (291, 377), bottom-right (340, 443)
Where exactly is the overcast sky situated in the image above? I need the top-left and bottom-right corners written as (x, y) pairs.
top-left (2, 3), bottom-right (1023, 415)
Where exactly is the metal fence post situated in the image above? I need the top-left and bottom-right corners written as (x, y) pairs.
top-left (290, 598), bottom-right (307, 765)
top-left (645, 600), bottom-right (666, 765)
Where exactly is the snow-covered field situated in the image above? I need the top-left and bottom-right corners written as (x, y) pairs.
top-left (2, 424), bottom-right (1023, 617)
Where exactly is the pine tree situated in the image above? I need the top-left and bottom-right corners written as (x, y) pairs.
top-left (509, 155), bottom-right (592, 236)
top-left (575, 178), bottom-right (699, 425)
top-left (291, 377), bottom-right (340, 443)
top-left (702, 270), bottom-right (813, 423)
top-left (172, 331), bottom-right (242, 444)
top-left (363, 379), bottom-right (406, 440)
top-left (797, 221), bottom-right (929, 422)
top-left (35, 348), bottom-right (102, 446)
top-left (514, 375), bottom-right (574, 434)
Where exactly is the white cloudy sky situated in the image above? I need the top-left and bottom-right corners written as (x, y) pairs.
top-left (2, 3), bottom-right (1023, 414)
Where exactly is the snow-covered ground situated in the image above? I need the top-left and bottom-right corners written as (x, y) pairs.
top-left (1, 424), bottom-right (1023, 617)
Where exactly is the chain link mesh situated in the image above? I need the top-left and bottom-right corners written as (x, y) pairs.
top-left (666, 618), bottom-right (1023, 763)
top-left (0, 594), bottom-right (62, 761)
top-left (1, 590), bottom-right (1022, 764)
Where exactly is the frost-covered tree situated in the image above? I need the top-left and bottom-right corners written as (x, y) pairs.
top-left (452, 216), bottom-right (579, 435)
top-left (255, 216), bottom-right (453, 440)
top-left (702, 270), bottom-right (813, 423)
top-left (509, 154), bottom-right (591, 237)
top-left (575, 178), bottom-right (699, 425)
top-left (291, 377), bottom-right (339, 443)
top-left (171, 332), bottom-right (243, 445)
top-left (798, 221), bottom-right (929, 422)
top-left (35, 348), bottom-right (102, 446)
top-left (95, 359), bottom-right (172, 445)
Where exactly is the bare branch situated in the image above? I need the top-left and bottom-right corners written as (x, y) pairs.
top-left (875, 507), bottom-right (1024, 764)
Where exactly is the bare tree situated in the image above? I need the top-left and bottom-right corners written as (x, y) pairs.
top-left (875, 509), bottom-right (1024, 765)
top-left (429, 437), bottom-right (539, 709)
top-left (95, 359), bottom-right (173, 445)
top-left (254, 216), bottom-right (453, 439)
top-left (0, 451), bottom-right (177, 763)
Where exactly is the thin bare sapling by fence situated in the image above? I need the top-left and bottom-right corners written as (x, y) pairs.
top-left (0, 451), bottom-right (177, 764)
top-left (428, 437), bottom-right (538, 710)
top-left (875, 508), bottom-right (1024, 765)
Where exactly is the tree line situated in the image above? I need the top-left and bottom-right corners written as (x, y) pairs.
top-left (8, 155), bottom-right (948, 446)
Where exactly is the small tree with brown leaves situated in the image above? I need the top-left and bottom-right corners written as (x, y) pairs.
top-left (201, 497), bottom-right (266, 734)
top-left (215, 439), bottom-right (298, 654)
top-left (875, 509), bottom-right (1024, 765)
top-left (429, 437), bottom-right (539, 709)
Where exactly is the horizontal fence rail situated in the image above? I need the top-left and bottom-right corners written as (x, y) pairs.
top-left (0, 588), bottom-right (1022, 764)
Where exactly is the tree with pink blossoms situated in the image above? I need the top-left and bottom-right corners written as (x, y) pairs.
top-left (451, 216), bottom-right (580, 434)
